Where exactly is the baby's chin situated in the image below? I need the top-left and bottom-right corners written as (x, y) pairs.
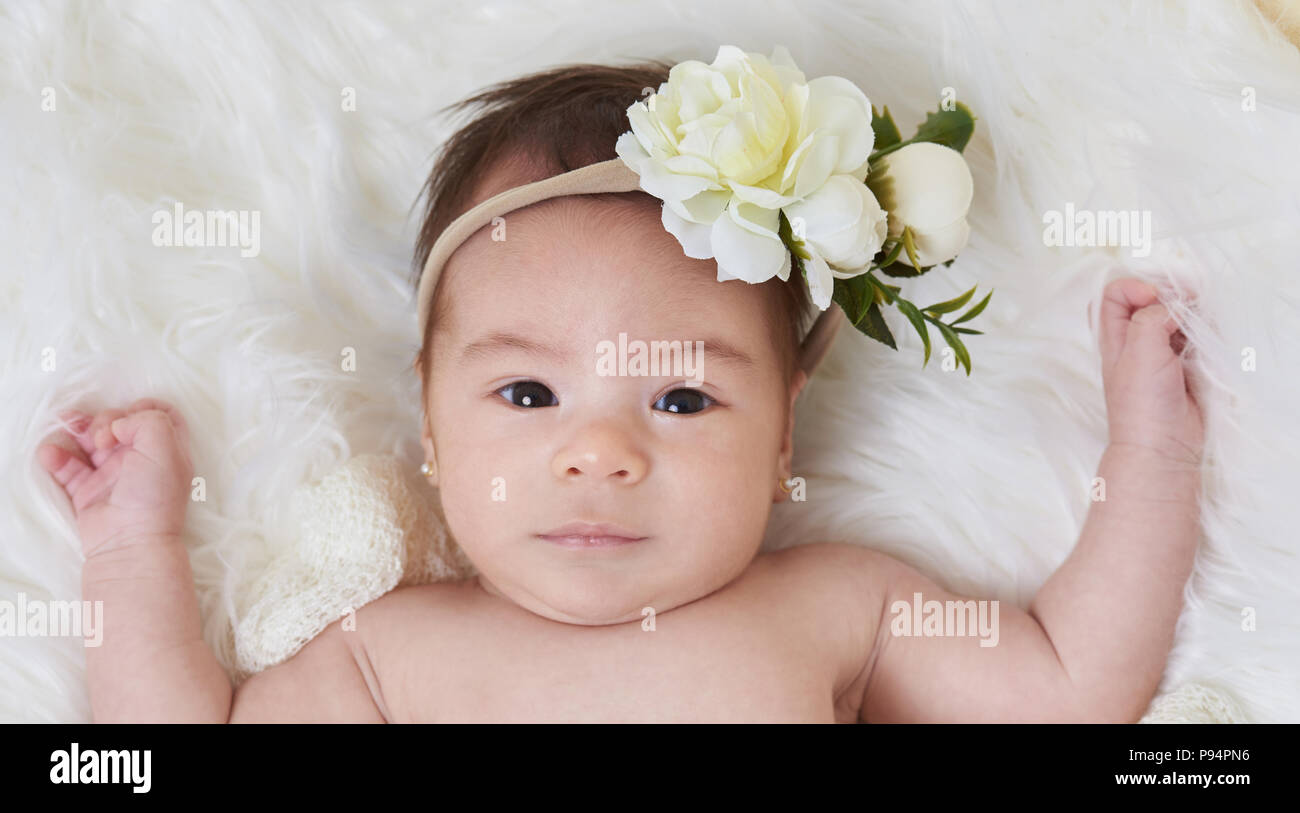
top-left (476, 566), bottom-right (714, 627)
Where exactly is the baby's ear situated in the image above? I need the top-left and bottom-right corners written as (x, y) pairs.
top-left (774, 368), bottom-right (808, 501)
top-left (419, 413), bottom-right (439, 486)
top-left (788, 368), bottom-right (809, 409)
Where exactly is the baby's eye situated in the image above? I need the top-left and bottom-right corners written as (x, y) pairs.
top-left (653, 388), bottom-right (715, 415)
top-left (496, 381), bottom-right (557, 408)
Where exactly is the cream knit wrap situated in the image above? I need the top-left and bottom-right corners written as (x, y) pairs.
top-left (232, 453), bottom-right (474, 679)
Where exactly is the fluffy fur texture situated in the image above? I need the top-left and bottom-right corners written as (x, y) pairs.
top-left (1, 0), bottom-right (1296, 722)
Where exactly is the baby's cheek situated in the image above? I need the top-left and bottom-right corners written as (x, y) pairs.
top-left (672, 428), bottom-right (776, 548)
top-left (433, 422), bottom-right (517, 548)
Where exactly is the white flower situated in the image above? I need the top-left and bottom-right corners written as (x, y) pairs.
top-left (784, 175), bottom-right (888, 308)
top-left (869, 142), bottom-right (974, 267)
top-left (615, 45), bottom-right (881, 308)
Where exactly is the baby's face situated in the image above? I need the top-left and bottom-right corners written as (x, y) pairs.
top-left (422, 196), bottom-right (805, 625)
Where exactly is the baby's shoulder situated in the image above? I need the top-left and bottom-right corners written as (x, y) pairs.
top-left (349, 580), bottom-right (477, 647)
top-left (748, 541), bottom-right (895, 604)
top-left (746, 542), bottom-right (899, 640)
top-left (737, 542), bottom-right (896, 641)
top-left (740, 542), bottom-right (896, 705)
top-left (356, 578), bottom-right (475, 620)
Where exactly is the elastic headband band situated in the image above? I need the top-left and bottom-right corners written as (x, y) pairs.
top-left (415, 158), bottom-right (844, 376)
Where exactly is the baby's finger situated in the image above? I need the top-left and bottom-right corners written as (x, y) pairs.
top-left (1170, 327), bottom-right (1188, 357)
top-left (65, 454), bottom-right (125, 514)
top-left (87, 408), bottom-right (128, 453)
top-left (37, 441), bottom-right (94, 493)
top-left (58, 409), bottom-right (89, 427)
top-left (58, 410), bottom-right (98, 458)
top-left (1126, 303), bottom-right (1181, 370)
top-left (127, 398), bottom-right (190, 446)
top-left (1099, 278), bottom-right (1159, 374)
top-left (110, 409), bottom-right (179, 463)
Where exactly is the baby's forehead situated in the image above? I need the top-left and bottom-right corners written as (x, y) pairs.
top-left (437, 198), bottom-right (776, 342)
top-left (502, 195), bottom-right (658, 249)
top-left (449, 195), bottom-right (711, 293)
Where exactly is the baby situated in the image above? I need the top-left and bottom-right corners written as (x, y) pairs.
top-left (38, 60), bottom-right (1204, 723)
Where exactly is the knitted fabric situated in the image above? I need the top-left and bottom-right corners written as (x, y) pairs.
top-left (1139, 682), bottom-right (1248, 724)
top-left (232, 454), bottom-right (474, 677)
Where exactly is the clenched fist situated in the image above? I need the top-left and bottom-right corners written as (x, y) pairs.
top-left (39, 398), bottom-right (194, 558)
top-left (1097, 278), bottom-right (1205, 466)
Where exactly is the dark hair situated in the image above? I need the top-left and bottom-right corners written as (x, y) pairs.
top-left (411, 59), bottom-right (811, 392)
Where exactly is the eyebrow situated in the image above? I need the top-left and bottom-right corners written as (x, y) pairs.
top-left (691, 337), bottom-right (757, 372)
top-left (458, 331), bottom-right (563, 366)
top-left (457, 331), bottom-right (759, 372)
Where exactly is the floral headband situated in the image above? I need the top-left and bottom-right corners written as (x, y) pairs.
top-left (417, 44), bottom-right (991, 375)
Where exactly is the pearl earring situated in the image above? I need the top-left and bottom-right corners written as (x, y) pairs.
top-left (420, 461), bottom-right (435, 478)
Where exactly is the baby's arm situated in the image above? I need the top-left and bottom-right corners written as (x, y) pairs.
top-left (859, 279), bottom-right (1204, 722)
top-left (229, 618), bottom-right (389, 722)
top-left (40, 401), bottom-right (228, 721)
top-left (40, 400), bottom-right (385, 722)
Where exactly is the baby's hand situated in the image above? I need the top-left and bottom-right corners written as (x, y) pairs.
top-left (1097, 278), bottom-right (1205, 466)
top-left (38, 398), bottom-right (194, 558)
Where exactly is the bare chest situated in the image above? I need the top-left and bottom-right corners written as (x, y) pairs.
top-left (385, 587), bottom-right (855, 723)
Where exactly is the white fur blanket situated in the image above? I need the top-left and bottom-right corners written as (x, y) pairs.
top-left (2, 0), bottom-right (1297, 722)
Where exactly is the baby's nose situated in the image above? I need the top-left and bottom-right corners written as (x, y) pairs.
top-left (550, 425), bottom-right (648, 484)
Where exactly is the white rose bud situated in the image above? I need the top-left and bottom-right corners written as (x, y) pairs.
top-left (870, 142), bottom-right (974, 267)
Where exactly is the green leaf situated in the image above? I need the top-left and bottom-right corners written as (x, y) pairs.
top-left (894, 299), bottom-right (932, 367)
top-left (878, 260), bottom-right (925, 278)
top-left (857, 302), bottom-right (897, 350)
top-left (950, 290), bottom-right (993, 326)
top-left (861, 272), bottom-right (896, 305)
top-left (901, 227), bottom-right (924, 273)
top-left (875, 239), bottom-right (904, 267)
top-left (951, 327), bottom-right (983, 335)
top-left (912, 101), bottom-right (977, 153)
top-left (871, 105), bottom-right (902, 151)
top-left (875, 240), bottom-right (930, 278)
top-left (832, 275), bottom-right (871, 326)
top-left (869, 100), bottom-right (978, 162)
top-left (934, 321), bottom-right (972, 376)
top-left (922, 284), bottom-right (977, 316)
top-left (779, 212), bottom-right (810, 288)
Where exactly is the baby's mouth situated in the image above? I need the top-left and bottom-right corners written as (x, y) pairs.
top-left (535, 521), bottom-right (648, 549)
